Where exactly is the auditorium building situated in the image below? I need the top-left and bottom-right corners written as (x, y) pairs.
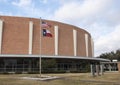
top-left (0, 16), bottom-right (109, 73)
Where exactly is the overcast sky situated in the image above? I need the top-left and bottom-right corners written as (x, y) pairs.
top-left (0, 0), bottom-right (120, 57)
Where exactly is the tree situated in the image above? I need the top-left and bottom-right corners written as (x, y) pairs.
top-left (98, 49), bottom-right (120, 61)
top-left (41, 59), bottom-right (57, 73)
top-left (116, 49), bottom-right (120, 61)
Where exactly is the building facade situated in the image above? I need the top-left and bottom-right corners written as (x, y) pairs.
top-left (0, 16), bottom-right (107, 73)
top-left (0, 16), bottom-right (94, 57)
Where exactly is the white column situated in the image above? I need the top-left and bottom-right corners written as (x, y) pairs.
top-left (73, 29), bottom-right (77, 56)
top-left (109, 63), bottom-right (112, 71)
top-left (90, 64), bottom-right (95, 77)
top-left (100, 64), bottom-right (104, 75)
top-left (85, 34), bottom-right (89, 57)
top-left (91, 38), bottom-right (94, 57)
top-left (96, 65), bottom-right (100, 76)
top-left (29, 21), bottom-right (33, 54)
top-left (0, 20), bottom-right (3, 54)
top-left (54, 26), bottom-right (59, 55)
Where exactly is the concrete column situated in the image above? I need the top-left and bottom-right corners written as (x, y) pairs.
top-left (109, 63), bottom-right (112, 71)
top-left (118, 62), bottom-right (120, 72)
top-left (29, 21), bottom-right (33, 54)
top-left (85, 34), bottom-right (89, 57)
top-left (91, 38), bottom-right (94, 57)
top-left (90, 64), bottom-right (95, 77)
top-left (54, 26), bottom-right (59, 55)
top-left (73, 29), bottom-right (77, 56)
top-left (0, 20), bottom-right (3, 54)
top-left (96, 65), bottom-right (100, 76)
top-left (100, 64), bottom-right (104, 75)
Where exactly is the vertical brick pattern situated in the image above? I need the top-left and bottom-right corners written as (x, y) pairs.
top-left (31, 18), bottom-right (41, 54)
top-left (77, 28), bottom-right (86, 56)
top-left (58, 25), bottom-right (74, 56)
top-left (0, 16), bottom-right (93, 57)
top-left (1, 16), bottom-right (29, 54)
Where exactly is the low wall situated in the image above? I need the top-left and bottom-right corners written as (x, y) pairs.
top-left (118, 62), bottom-right (120, 72)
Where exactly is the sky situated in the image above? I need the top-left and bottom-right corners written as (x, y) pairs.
top-left (0, 0), bottom-right (120, 57)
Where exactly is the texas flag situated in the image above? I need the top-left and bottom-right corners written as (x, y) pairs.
top-left (42, 29), bottom-right (52, 37)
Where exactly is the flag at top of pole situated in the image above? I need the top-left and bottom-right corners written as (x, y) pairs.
top-left (41, 20), bottom-right (52, 37)
top-left (41, 21), bottom-right (51, 28)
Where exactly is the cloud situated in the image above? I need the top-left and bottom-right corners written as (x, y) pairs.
top-left (11, 0), bottom-right (43, 18)
top-left (95, 25), bottom-right (120, 56)
top-left (12, 0), bottom-right (32, 8)
top-left (105, 9), bottom-right (120, 26)
top-left (53, 0), bottom-right (112, 23)
top-left (1, 0), bottom-right (120, 57)
top-left (50, 0), bottom-right (120, 57)
top-left (0, 11), bottom-right (13, 16)
top-left (0, 0), bottom-right (7, 2)
top-left (40, 0), bottom-right (48, 4)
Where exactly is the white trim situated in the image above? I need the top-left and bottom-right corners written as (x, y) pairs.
top-left (0, 20), bottom-right (3, 54)
top-left (91, 38), bottom-right (94, 57)
top-left (73, 29), bottom-right (77, 56)
top-left (85, 34), bottom-right (89, 57)
top-left (54, 26), bottom-right (59, 55)
top-left (0, 54), bottom-right (110, 62)
top-left (29, 21), bottom-right (33, 54)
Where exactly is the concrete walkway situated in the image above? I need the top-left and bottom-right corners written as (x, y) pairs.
top-left (20, 75), bottom-right (62, 81)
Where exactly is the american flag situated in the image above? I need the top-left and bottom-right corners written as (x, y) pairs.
top-left (41, 21), bottom-right (51, 28)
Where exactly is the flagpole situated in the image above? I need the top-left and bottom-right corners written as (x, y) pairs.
top-left (39, 17), bottom-right (42, 77)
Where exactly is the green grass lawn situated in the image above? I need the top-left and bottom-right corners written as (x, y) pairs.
top-left (0, 72), bottom-right (120, 85)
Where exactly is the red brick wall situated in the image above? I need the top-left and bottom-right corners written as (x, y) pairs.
top-left (77, 28), bottom-right (86, 56)
top-left (1, 16), bottom-right (29, 54)
top-left (0, 16), bottom-right (93, 57)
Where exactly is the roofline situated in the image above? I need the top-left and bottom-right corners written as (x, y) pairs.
top-left (0, 54), bottom-right (110, 62)
top-left (0, 15), bottom-right (90, 35)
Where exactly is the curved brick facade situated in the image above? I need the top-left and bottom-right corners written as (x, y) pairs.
top-left (0, 16), bottom-right (94, 57)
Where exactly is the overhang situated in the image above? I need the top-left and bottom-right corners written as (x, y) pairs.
top-left (0, 54), bottom-right (110, 62)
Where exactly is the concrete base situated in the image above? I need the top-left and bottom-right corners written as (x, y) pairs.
top-left (20, 75), bottom-right (61, 81)
top-left (118, 62), bottom-right (120, 72)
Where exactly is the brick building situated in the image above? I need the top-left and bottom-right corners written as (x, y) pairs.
top-left (0, 16), bottom-right (109, 73)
